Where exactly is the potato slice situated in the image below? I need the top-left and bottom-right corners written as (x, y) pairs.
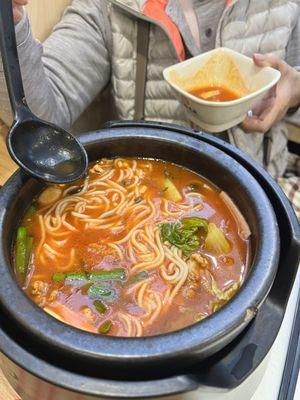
top-left (200, 89), bottom-right (220, 99)
top-left (163, 178), bottom-right (182, 202)
top-left (44, 305), bottom-right (97, 333)
top-left (38, 186), bottom-right (62, 206)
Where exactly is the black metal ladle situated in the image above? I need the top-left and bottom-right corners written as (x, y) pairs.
top-left (0, 2), bottom-right (88, 184)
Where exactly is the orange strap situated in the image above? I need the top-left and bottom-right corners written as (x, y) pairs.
top-left (143, 0), bottom-right (185, 61)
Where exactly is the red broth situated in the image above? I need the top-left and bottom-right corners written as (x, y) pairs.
top-left (14, 159), bottom-right (250, 337)
top-left (188, 86), bottom-right (240, 102)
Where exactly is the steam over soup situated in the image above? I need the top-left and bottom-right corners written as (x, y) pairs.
top-left (14, 158), bottom-right (250, 337)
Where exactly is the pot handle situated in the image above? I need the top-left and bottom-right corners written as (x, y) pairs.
top-left (99, 373), bottom-right (200, 398)
top-left (102, 119), bottom-right (202, 136)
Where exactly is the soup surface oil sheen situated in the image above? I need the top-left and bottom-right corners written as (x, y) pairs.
top-left (14, 158), bottom-right (250, 337)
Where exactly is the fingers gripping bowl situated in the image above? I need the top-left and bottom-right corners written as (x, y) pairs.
top-left (0, 128), bottom-right (279, 370)
top-left (163, 48), bottom-right (281, 133)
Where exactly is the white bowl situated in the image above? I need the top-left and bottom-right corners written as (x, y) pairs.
top-left (163, 47), bottom-right (281, 133)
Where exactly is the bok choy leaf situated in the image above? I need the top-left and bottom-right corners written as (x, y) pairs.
top-left (205, 223), bottom-right (231, 254)
top-left (160, 217), bottom-right (208, 255)
top-left (209, 272), bottom-right (239, 301)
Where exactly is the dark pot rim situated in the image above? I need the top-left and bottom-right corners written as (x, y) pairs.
top-left (0, 128), bottom-right (279, 368)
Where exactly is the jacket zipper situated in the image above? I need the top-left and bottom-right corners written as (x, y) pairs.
top-left (109, 0), bottom-right (181, 61)
top-left (110, 0), bottom-right (240, 60)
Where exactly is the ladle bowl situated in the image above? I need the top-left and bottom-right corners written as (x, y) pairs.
top-left (7, 119), bottom-right (88, 183)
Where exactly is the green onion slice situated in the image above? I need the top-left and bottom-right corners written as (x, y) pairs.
top-left (129, 271), bottom-right (148, 284)
top-left (16, 227), bottom-right (27, 274)
top-left (99, 320), bottom-right (112, 334)
top-left (88, 284), bottom-right (113, 300)
top-left (89, 268), bottom-right (126, 281)
top-left (93, 300), bottom-right (107, 314)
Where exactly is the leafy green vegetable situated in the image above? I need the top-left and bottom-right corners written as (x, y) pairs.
top-left (99, 320), bottom-right (112, 334)
top-left (16, 227), bottom-right (27, 273)
top-left (181, 217), bottom-right (209, 234)
top-left (160, 217), bottom-right (209, 255)
top-left (210, 301), bottom-right (222, 313)
top-left (209, 273), bottom-right (239, 301)
top-left (205, 223), bottom-right (231, 254)
top-left (194, 314), bottom-right (206, 322)
top-left (223, 282), bottom-right (239, 300)
top-left (88, 284), bottom-right (113, 300)
top-left (128, 270), bottom-right (149, 284)
top-left (93, 300), bottom-right (107, 314)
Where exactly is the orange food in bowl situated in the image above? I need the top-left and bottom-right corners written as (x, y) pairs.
top-left (188, 86), bottom-right (240, 102)
top-left (170, 51), bottom-right (250, 101)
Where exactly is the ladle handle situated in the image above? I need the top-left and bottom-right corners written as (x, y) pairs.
top-left (0, 1), bottom-right (31, 121)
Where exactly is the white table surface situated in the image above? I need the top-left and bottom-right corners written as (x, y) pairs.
top-left (252, 263), bottom-right (300, 400)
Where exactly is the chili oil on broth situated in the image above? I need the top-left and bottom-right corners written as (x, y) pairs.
top-left (14, 158), bottom-right (250, 337)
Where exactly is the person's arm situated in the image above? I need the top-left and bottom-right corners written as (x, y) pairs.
top-left (242, 53), bottom-right (300, 134)
top-left (0, 0), bottom-right (111, 129)
top-left (0, 1), bottom-right (28, 125)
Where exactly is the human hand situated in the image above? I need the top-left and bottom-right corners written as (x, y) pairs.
top-left (242, 53), bottom-right (300, 134)
top-left (12, 0), bottom-right (28, 24)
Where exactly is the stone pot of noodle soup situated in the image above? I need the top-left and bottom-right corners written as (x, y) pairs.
top-left (0, 125), bottom-right (282, 399)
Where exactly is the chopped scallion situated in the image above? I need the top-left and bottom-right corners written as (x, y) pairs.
top-left (52, 268), bottom-right (126, 285)
top-left (16, 227), bottom-right (27, 274)
top-left (25, 236), bottom-right (34, 268)
top-left (129, 270), bottom-right (148, 284)
top-left (89, 268), bottom-right (126, 281)
top-left (93, 300), bottom-right (107, 314)
top-left (99, 320), bottom-right (112, 334)
top-left (88, 284), bottom-right (113, 300)
top-left (65, 272), bottom-right (88, 285)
